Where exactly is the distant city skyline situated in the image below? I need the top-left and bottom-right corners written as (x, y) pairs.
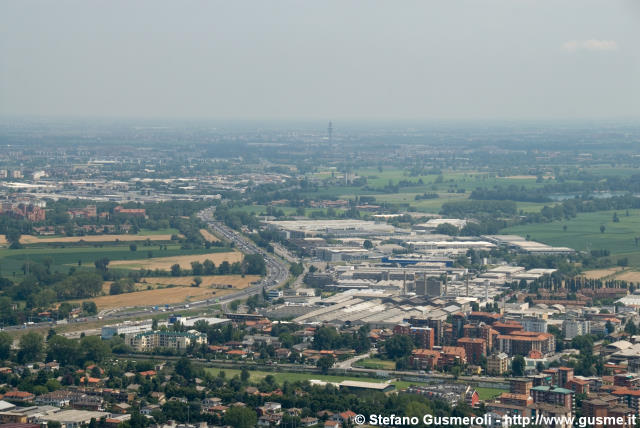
top-left (1, 0), bottom-right (638, 120)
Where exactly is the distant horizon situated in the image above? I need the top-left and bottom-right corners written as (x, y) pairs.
top-left (1, 114), bottom-right (639, 125)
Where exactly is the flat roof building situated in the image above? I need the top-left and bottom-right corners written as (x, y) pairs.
top-left (37, 410), bottom-right (111, 428)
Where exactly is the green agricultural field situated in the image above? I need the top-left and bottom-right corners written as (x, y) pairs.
top-left (137, 228), bottom-right (181, 235)
top-left (355, 168), bottom-right (550, 190)
top-left (516, 202), bottom-right (557, 213)
top-left (0, 244), bottom-right (232, 278)
top-left (588, 167), bottom-right (639, 178)
top-left (357, 192), bottom-right (468, 213)
top-left (502, 209), bottom-right (640, 265)
top-left (302, 168), bottom-right (564, 214)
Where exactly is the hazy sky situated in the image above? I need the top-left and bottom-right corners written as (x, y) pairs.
top-left (1, 0), bottom-right (638, 120)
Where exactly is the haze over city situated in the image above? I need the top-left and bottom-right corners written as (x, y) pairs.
top-left (1, 0), bottom-right (639, 120)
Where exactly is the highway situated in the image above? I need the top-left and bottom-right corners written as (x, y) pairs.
top-left (196, 207), bottom-right (290, 303)
top-left (6, 206), bottom-right (290, 332)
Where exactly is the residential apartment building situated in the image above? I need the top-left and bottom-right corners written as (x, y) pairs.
top-left (520, 317), bottom-right (548, 333)
top-left (497, 331), bottom-right (555, 356)
top-left (487, 353), bottom-right (509, 375)
top-left (562, 319), bottom-right (590, 340)
top-left (457, 337), bottom-right (486, 365)
top-left (102, 320), bottom-right (153, 340)
top-left (125, 330), bottom-right (206, 352)
top-left (530, 386), bottom-right (574, 411)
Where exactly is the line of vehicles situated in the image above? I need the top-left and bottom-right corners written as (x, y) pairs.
top-left (197, 206), bottom-right (290, 293)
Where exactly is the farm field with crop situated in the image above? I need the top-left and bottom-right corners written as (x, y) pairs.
top-left (502, 209), bottom-right (640, 265)
top-left (109, 250), bottom-right (243, 270)
top-left (74, 274), bottom-right (258, 309)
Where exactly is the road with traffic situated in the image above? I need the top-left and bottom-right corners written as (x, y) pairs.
top-left (5, 206), bottom-right (290, 332)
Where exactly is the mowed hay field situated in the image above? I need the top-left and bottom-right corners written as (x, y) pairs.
top-left (79, 275), bottom-right (259, 309)
top-left (139, 275), bottom-right (257, 288)
top-left (614, 271), bottom-right (640, 282)
top-left (582, 268), bottom-right (625, 280)
top-left (199, 229), bottom-right (219, 242)
top-left (109, 250), bottom-right (243, 270)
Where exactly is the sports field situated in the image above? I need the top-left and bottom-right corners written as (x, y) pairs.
top-left (353, 358), bottom-right (396, 370)
top-left (204, 367), bottom-right (506, 397)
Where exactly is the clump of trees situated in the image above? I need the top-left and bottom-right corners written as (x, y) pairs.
top-left (312, 326), bottom-right (370, 354)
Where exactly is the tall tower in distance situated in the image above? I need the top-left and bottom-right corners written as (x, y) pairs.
top-left (327, 121), bottom-right (333, 143)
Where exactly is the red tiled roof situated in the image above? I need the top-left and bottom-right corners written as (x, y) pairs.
top-left (612, 388), bottom-right (640, 397)
top-left (4, 391), bottom-right (34, 398)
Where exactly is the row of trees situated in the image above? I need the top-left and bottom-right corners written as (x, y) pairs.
top-left (0, 330), bottom-right (112, 365)
top-left (168, 254), bottom-right (266, 277)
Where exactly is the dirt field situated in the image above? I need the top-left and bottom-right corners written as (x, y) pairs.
top-left (614, 271), bottom-right (640, 282)
top-left (581, 268), bottom-right (624, 280)
top-left (199, 229), bottom-right (219, 242)
top-left (78, 274), bottom-right (258, 309)
top-left (109, 250), bottom-right (243, 270)
top-left (16, 234), bottom-right (177, 244)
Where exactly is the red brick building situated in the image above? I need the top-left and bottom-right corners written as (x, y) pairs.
top-left (457, 337), bottom-right (486, 365)
top-left (497, 331), bottom-right (555, 356)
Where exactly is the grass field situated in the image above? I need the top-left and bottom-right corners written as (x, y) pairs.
top-left (502, 209), bottom-right (640, 265)
top-left (18, 233), bottom-right (179, 244)
top-left (205, 367), bottom-right (401, 388)
top-left (0, 244), bottom-right (233, 277)
top-left (0, 229), bottom-right (181, 246)
top-left (109, 250), bottom-right (243, 270)
top-left (353, 358), bottom-right (396, 370)
top-left (74, 274), bottom-right (258, 309)
top-left (476, 387), bottom-right (506, 400)
top-left (204, 367), bottom-right (507, 396)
